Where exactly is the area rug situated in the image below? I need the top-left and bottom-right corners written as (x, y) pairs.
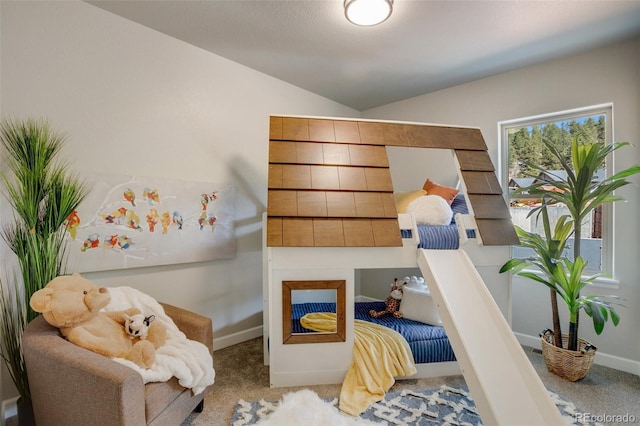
top-left (230, 385), bottom-right (600, 425)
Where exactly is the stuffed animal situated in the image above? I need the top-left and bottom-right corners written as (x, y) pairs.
top-left (29, 273), bottom-right (166, 369)
top-left (124, 313), bottom-right (154, 339)
top-left (369, 278), bottom-right (405, 318)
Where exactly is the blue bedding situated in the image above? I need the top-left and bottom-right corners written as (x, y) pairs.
top-left (291, 301), bottom-right (456, 364)
top-left (401, 193), bottom-right (476, 249)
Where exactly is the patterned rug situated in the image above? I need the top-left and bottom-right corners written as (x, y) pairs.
top-left (230, 385), bottom-right (600, 425)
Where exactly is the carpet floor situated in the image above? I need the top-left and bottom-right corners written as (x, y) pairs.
top-left (183, 337), bottom-right (639, 426)
top-left (229, 385), bottom-right (595, 425)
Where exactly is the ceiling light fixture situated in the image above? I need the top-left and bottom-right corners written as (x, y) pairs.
top-left (344, 0), bottom-right (393, 26)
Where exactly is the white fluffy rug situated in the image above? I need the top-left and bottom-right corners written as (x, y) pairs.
top-left (239, 389), bottom-right (375, 426)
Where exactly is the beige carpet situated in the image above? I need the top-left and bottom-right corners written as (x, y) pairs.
top-left (183, 337), bottom-right (640, 426)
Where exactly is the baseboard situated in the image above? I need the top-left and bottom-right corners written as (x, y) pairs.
top-left (213, 325), bottom-right (263, 351)
top-left (2, 396), bottom-right (18, 425)
top-left (515, 332), bottom-right (640, 375)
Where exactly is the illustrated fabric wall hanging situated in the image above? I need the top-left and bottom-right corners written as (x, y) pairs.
top-left (65, 173), bottom-right (236, 272)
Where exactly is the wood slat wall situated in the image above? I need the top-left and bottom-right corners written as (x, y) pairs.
top-left (267, 116), bottom-right (519, 247)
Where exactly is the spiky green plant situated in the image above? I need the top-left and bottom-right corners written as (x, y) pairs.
top-left (0, 118), bottom-right (91, 402)
top-left (501, 137), bottom-right (639, 352)
top-left (0, 273), bottom-right (29, 400)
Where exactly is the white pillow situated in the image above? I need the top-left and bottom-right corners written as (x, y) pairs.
top-left (403, 275), bottom-right (426, 290)
top-left (400, 286), bottom-right (442, 326)
top-left (406, 195), bottom-right (453, 226)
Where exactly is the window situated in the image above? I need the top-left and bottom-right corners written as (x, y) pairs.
top-left (499, 104), bottom-right (613, 276)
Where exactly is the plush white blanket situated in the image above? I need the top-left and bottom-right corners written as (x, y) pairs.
top-left (103, 286), bottom-right (215, 395)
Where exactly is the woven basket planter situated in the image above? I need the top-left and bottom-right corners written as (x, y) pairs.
top-left (540, 330), bottom-right (596, 382)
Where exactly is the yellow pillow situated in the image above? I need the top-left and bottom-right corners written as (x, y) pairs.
top-left (394, 189), bottom-right (427, 213)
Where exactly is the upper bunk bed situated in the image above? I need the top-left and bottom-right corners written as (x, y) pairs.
top-left (265, 116), bottom-right (519, 249)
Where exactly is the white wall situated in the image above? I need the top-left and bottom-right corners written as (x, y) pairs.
top-left (0, 1), bottom-right (358, 401)
top-left (363, 37), bottom-right (640, 372)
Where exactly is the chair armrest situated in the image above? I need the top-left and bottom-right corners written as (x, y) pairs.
top-left (161, 302), bottom-right (214, 354)
top-left (23, 316), bottom-right (146, 426)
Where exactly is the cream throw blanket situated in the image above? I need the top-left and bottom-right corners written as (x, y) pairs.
top-left (103, 286), bottom-right (215, 395)
top-left (301, 312), bottom-right (417, 416)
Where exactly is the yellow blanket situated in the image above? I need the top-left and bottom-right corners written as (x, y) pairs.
top-left (301, 312), bottom-right (417, 416)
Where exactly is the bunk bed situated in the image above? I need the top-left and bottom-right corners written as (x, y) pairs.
top-left (400, 193), bottom-right (475, 249)
top-left (291, 300), bottom-right (455, 364)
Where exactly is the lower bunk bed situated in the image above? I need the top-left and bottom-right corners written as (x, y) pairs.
top-left (291, 301), bottom-right (457, 366)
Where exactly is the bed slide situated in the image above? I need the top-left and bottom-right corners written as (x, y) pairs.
top-left (417, 249), bottom-right (565, 425)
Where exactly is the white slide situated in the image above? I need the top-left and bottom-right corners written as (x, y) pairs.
top-left (417, 249), bottom-right (565, 425)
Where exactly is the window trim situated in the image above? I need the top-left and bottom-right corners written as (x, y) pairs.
top-left (498, 103), bottom-right (617, 287)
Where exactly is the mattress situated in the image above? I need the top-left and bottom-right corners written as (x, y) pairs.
top-left (291, 301), bottom-right (456, 364)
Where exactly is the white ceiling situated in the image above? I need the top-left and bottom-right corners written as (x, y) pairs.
top-left (88, 0), bottom-right (640, 111)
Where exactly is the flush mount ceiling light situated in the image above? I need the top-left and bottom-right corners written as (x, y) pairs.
top-left (344, 0), bottom-right (393, 26)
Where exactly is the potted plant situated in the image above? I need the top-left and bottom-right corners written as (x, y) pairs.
top-left (500, 137), bottom-right (640, 381)
top-left (0, 118), bottom-right (90, 421)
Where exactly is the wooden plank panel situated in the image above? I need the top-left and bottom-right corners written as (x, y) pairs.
top-left (269, 116), bottom-right (283, 140)
top-left (365, 168), bottom-right (394, 191)
top-left (267, 190), bottom-right (297, 216)
top-left (282, 117), bottom-right (309, 141)
top-left (462, 171), bottom-right (503, 194)
top-left (476, 219), bottom-right (520, 246)
top-left (269, 141), bottom-right (296, 163)
top-left (334, 120), bottom-right (361, 143)
top-left (282, 218), bottom-right (314, 246)
top-left (268, 164), bottom-right (283, 189)
top-left (266, 217), bottom-right (283, 247)
top-left (456, 150), bottom-right (495, 171)
top-left (381, 123), bottom-right (424, 147)
top-left (343, 219), bottom-right (375, 246)
top-left (354, 192), bottom-right (386, 217)
top-left (296, 142), bottom-right (324, 164)
top-left (282, 164), bottom-right (311, 189)
top-left (382, 124), bottom-right (486, 150)
top-left (297, 191), bottom-right (327, 217)
top-left (308, 119), bottom-right (335, 142)
top-left (381, 193), bottom-right (398, 217)
top-left (371, 219), bottom-right (403, 246)
top-left (468, 194), bottom-right (512, 219)
top-left (322, 143), bottom-right (351, 165)
top-left (357, 121), bottom-right (386, 145)
top-left (311, 165), bottom-right (340, 190)
top-left (313, 218), bottom-right (345, 246)
top-left (338, 166), bottom-right (367, 191)
top-left (349, 145), bottom-right (389, 167)
top-left (326, 192), bottom-right (357, 217)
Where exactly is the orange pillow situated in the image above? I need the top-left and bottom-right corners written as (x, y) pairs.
top-left (423, 179), bottom-right (459, 205)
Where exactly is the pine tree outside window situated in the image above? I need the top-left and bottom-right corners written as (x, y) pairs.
top-left (499, 104), bottom-right (615, 280)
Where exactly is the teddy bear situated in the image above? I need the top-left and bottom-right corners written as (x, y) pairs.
top-left (29, 273), bottom-right (166, 369)
top-left (369, 278), bottom-right (405, 318)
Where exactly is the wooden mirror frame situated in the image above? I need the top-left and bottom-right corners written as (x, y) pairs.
top-left (282, 280), bottom-right (346, 344)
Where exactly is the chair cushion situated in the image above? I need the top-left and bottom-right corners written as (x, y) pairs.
top-left (145, 377), bottom-right (186, 423)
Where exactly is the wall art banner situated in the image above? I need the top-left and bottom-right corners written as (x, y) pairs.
top-left (66, 173), bottom-right (236, 272)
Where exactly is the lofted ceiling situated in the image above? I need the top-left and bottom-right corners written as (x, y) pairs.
top-left (88, 0), bottom-right (640, 111)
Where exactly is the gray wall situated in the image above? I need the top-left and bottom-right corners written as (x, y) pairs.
top-left (0, 1), bottom-right (357, 401)
top-left (364, 37), bottom-right (640, 372)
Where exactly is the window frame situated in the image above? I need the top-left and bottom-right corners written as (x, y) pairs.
top-left (498, 103), bottom-right (618, 287)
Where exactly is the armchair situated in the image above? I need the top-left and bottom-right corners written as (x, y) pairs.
top-left (22, 302), bottom-right (213, 426)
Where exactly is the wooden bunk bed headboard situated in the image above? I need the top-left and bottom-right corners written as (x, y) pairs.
top-left (266, 116), bottom-right (519, 247)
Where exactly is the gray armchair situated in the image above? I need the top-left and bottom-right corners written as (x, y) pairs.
top-left (23, 302), bottom-right (213, 426)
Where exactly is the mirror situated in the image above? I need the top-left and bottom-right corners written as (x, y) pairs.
top-left (282, 280), bottom-right (346, 344)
